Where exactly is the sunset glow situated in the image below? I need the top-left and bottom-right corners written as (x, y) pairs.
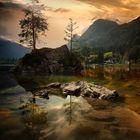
top-left (0, 0), bottom-right (140, 48)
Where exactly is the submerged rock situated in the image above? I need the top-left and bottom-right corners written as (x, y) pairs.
top-left (34, 81), bottom-right (119, 100)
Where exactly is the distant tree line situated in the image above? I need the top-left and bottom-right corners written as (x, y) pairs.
top-left (0, 57), bottom-right (18, 64)
top-left (72, 44), bottom-right (140, 65)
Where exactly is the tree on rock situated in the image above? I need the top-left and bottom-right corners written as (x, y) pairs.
top-left (19, 0), bottom-right (48, 50)
top-left (64, 18), bottom-right (78, 52)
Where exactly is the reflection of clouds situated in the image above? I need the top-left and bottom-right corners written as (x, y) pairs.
top-left (37, 96), bottom-right (140, 140)
top-left (37, 95), bottom-right (68, 111)
top-left (1, 93), bottom-right (137, 140)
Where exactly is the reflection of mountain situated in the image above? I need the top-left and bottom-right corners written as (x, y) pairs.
top-left (77, 16), bottom-right (140, 52)
top-left (0, 38), bottom-right (31, 59)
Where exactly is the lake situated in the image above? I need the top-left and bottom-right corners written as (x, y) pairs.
top-left (0, 64), bottom-right (140, 140)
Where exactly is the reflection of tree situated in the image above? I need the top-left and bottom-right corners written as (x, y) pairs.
top-left (69, 95), bottom-right (72, 125)
top-left (64, 95), bottom-right (73, 125)
top-left (65, 96), bottom-right (81, 125)
top-left (19, 97), bottom-right (47, 140)
top-left (96, 65), bottom-right (104, 79)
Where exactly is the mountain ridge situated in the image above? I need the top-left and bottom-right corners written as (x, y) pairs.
top-left (0, 38), bottom-right (31, 59)
top-left (78, 16), bottom-right (140, 50)
top-left (75, 16), bottom-right (140, 62)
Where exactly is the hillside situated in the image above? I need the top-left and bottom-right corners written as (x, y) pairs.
top-left (77, 16), bottom-right (140, 62)
top-left (80, 19), bottom-right (118, 44)
top-left (0, 38), bottom-right (31, 59)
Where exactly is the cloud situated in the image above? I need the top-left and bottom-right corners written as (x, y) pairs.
top-left (46, 7), bottom-right (70, 13)
top-left (54, 8), bottom-right (70, 13)
top-left (0, 25), bottom-right (9, 36)
top-left (76, 0), bottom-right (140, 22)
top-left (0, 1), bottom-right (24, 21)
top-left (0, 1), bottom-right (24, 37)
top-left (76, 0), bottom-right (140, 10)
top-left (0, 1), bottom-right (24, 9)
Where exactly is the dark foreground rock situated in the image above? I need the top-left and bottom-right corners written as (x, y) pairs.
top-left (13, 45), bottom-right (83, 75)
top-left (34, 81), bottom-right (119, 100)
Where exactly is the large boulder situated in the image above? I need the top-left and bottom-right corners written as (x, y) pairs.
top-left (13, 45), bottom-right (83, 75)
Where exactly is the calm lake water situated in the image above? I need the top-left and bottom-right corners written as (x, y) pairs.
top-left (0, 65), bottom-right (140, 140)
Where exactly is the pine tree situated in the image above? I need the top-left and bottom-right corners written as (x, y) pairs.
top-left (19, 0), bottom-right (48, 50)
top-left (64, 18), bottom-right (78, 52)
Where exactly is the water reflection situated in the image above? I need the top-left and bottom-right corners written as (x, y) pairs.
top-left (82, 64), bottom-right (140, 81)
top-left (0, 65), bottom-right (140, 140)
top-left (19, 98), bottom-right (47, 140)
top-left (69, 95), bottom-right (72, 125)
top-left (65, 95), bottom-right (73, 125)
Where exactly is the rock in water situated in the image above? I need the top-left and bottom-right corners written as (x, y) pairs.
top-left (13, 45), bottom-right (83, 75)
top-left (61, 82), bottom-right (81, 95)
top-left (34, 89), bottom-right (49, 99)
top-left (46, 82), bottom-right (61, 88)
top-left (35, 81), bottom-right (119, 101)
top-left (91, 85), bottom-right (118, 100)
top-left (77, 81), bottom-right (94, 97)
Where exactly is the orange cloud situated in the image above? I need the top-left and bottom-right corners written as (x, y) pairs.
top-left (1, 0), bottom-right (140, 48)
top-left (76, 0), bottom-right (140, 9)
top-left (76, 0), bottom-right (140, 22)
top-left (46, 7), bottom-right (70, 13)
top-left (54, 8), bottom-right (70, 13)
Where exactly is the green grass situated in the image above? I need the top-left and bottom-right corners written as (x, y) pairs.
top-left (15, 75), bottom-right (95, 91)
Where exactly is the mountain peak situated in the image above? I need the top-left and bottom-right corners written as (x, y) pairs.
top-left (94, 19), bottom-right (118, 25)
top-left (77, 16), bottom-right (140, 54)
top-left (80, 19), bottom-right (118, 41)
top-left (92, 19), bottom-right (118, 29)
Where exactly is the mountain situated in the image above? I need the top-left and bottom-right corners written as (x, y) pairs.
top-left (80, 19), bottom-right (118, 43)
top-left (78, 16), bottom-right (140, 51)
top-left (107, 16), bottom-right (140, 47)
top-left (76, 16), bottom-right (140, 62)
top-left (0, 38), bottom-right (31, 59)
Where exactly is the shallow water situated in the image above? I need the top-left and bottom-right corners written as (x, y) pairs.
top-left (0, 65), bottom-right (140, 140)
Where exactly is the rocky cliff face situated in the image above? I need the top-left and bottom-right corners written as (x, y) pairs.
top-left (14, 45), bottom-right (83, 75)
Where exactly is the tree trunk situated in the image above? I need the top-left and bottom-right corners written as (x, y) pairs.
top-left (32, 12), bottom-right (36, 50)
top-left (70, 38), bottom-right (72, 52)
top-left (70, 24), bottom-right (72, 52)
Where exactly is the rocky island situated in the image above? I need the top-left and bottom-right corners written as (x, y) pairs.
top-left (14, 45), bottom-right (83, 75)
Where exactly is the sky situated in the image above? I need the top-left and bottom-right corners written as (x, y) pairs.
top-left (0, 0), bottom-right (140, 48)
